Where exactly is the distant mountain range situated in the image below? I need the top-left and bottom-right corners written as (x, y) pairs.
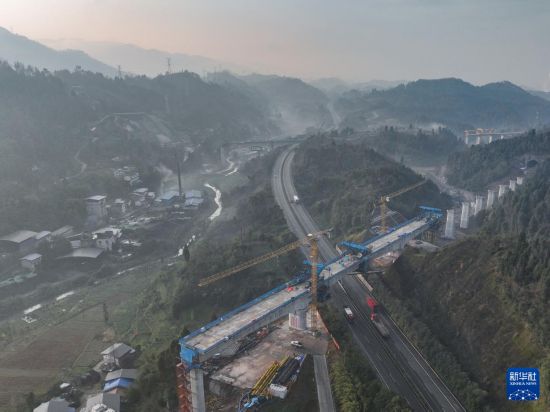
top-left (0, 27), bottom-right (245, 77)
top-left (335, 78), bottom-right (550, 131)
top-left (4, 26), bottom-right (550, 134)
top-left (207, 72), bottom-right (334, 135)
top-left (530, 90), bottom-right (550, 102)
top-left (309, 77), bottom-right (405, 97)
top-left (0, 27), bottom-right (117, 75)
top-left (42, 38), bottom-right (247, 77)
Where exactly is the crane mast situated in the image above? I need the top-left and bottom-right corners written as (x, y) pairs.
top-left (379, 179), bottom-right (427, 233)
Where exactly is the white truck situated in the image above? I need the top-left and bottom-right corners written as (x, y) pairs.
top-left (292, 195), bottom-right (300, 203)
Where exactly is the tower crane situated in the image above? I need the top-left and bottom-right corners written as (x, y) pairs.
top-left (197, 230), bottom-right (330, 331)
top-left (379, 179), bottom-right (427, 233)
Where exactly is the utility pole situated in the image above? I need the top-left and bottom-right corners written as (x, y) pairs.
top-left (175, 151), bottom-right (183, 199)
top-left (167, 57), bottom-right (172, 75)
top-left (102, 302), bottom-right (109, 324)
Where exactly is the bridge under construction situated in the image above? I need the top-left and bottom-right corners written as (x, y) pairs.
top-left (177, 207), bottom-right (443, 412)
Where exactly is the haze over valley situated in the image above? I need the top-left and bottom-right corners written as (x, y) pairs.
top-left (0, 2), bottom-right (549, 411)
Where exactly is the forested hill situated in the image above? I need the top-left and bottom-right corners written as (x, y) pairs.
top-left (484, 160), bottom-right (550, 239)
top-left (292, 136), bottom-right (451, 239)
top-left (381, 161), bottom-right (550, 410)
top-left (445, 131), bottom-right (550, 191)
top-left (353, 126), bottom-right (464, 166)
top-left (335, 78), bottom-right (550, 131)
top-left (0, 62), bottom-right (277, 182)
top-left (240, 74), bottom-right (334, 134)
top-left (0, 62), bottom-right (279, 233)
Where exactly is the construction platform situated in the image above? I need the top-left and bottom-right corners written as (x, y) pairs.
top-left (211, 319), bottom-right (328, 390)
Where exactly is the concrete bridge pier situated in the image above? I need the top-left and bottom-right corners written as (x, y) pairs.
top-left (289, 303), bottom-right (309, 330)
top-left (474, 195), bottom-right (483, 215)
top-left (460, 202), bottom-right (470, 229)
top-left (190, 368), bottom-right (206, 412)
top-left (487, 190), bottom-right (496, 208)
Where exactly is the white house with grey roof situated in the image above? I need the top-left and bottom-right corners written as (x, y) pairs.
top-left (20, 253), bottom-right (42, 271)
top-left (101, 343), bottom-right (135, 366)
top-left (84, 393), bottom-right (120, 412)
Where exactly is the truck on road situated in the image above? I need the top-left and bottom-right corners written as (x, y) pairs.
top-left (292, 195), bottom-right (300, 203)
top-left (367, 297), bottom-right (390, 338)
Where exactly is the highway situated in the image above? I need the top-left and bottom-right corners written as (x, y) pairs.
top-left (272, 147), bottom-right (465, 412)
top-left (313, 355), bottom-right (336, 412)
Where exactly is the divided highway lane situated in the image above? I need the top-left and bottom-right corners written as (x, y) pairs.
top-left (273, 148), bottom-right (428, 410)
top-left (272, 147), bottom-right (465, 412)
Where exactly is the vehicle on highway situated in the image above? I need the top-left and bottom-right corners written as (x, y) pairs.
top-left (343, 305), bottom-right (355, 322)
top-left (367, 297), bottom-right (390, 338)
top-left (292, 195), bottom-right (300, 203)
top-left (290, 340), bottom-right (303, 348)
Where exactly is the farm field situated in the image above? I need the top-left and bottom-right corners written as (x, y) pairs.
top-left (0, 257), bottom-right (176, 411)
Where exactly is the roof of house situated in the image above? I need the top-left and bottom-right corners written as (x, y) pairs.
top-left (21, 253), bottom-right (42, 261)
top-left (35, 231), bottom-right (52, 240)
top-left (85, 393), bottom-right (120, 412)
top-left (185, 190), bottom-right (203, 199)
top-left (184, 198), bottom-right (204, 207)
top-left (105, 368), bottom-right (138, 382)
top-left (86, 195), bottom-right (107, 202)
top-left (59, 248), bottom-right (104, 260)
top-left (133, 187), bottom-right (148, 194)
top-left (0, 230), bottom-right (38, 244)
top-left (51, 226), bottom-right (74, 237)
top-left (113, 199), bottom-right (125, 204)
top-left (103, 377), bottom-right (134, 392)
top-left (93, 227), bottom-right (121, 237)
top-left (33, 399), bottom-right (74, 412)
top-left (95, 232), bottom-right (115, 240)
top-left (159, 190), bottom-right (180, 201)
top-left (101, 342), bottom-right (135, 358)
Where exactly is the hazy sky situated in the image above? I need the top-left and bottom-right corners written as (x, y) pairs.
top-left (2, 0), bottom-right (550, 89)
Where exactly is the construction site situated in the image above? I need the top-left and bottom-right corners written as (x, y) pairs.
top-left (175, 187), bottom-right (445, 412)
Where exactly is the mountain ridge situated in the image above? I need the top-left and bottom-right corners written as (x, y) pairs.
top-left (42, 38), bottom-right (248, 77)
top-left (335, 77), bottom-right (550, 131)
top-left (0, 27), bottom-right (116, 75)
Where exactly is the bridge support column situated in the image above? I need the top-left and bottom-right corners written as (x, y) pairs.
top-left (289, 309), bottom-right (308, 330)
top-left (190, 368), bottom-right (206, 412)
top-left (460, 202), bottom-right (469, 229)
